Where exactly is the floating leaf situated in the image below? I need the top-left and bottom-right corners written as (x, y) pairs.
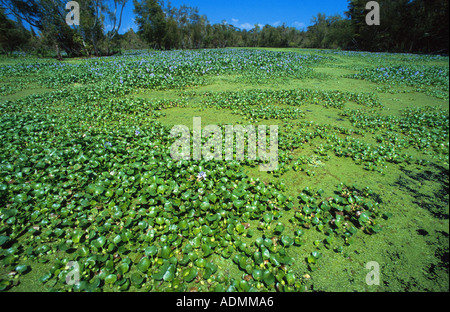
top-left (117, 263), bottom-right (129, 275)
top-left (15, 264), bottom-right (29, 274)
top-left (183, 267), bottom-right (198, 283)
top-left (137, 257), bottom-right (151, 273)
top-left (131, 273), bottom-right (144, 286)
top-left (203, 262), bottom-right (218, 280)
top-left (39, 272), bottom-right (52, 284)
top-left (285, 273), bottom-right (296, 285)
top-left (163, 264), bottom-right (176, 282)
top-left (105, 274), bottom-right (117, 284)
top-left (233, 200), bottom-right (245, 209)
top-left (0, 235), bottom-right (10, 246)
top-left (359, 212), bottom-right (370, 224)
top-left (263, 270), bottom-right (275, 286)
top-left (144, 246), bottom-right (158, 257)
top-left (152, 261), bottom-right (171, 281)
top-left (281, 235), bottom-right (293, 247)
top-left (208, 193), bottom-right (217, 203)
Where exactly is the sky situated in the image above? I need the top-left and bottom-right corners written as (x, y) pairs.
top-left (119, 0), bottom-right (350, 33)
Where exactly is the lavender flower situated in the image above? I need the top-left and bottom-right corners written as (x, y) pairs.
top-left (197, 171), bottom-right (206, 181)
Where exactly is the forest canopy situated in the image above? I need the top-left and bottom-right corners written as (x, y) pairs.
top-left (0, 0), bottom-right (448, 57)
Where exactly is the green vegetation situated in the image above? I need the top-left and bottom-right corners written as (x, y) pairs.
top-left (0, 48), bottom-right (448, 292)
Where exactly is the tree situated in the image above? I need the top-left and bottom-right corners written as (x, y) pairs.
top-left (1, 0), bottom-right (83, 57)
top-left (119, 28), bottom-right (147, 50)
top-left (409, 0), bottom-right (449, 54)
top-left (0, 6), bottom-right (30, 55)
top-left (306, 13), bottom-right (329, 48)
top-left (345, 0), bottom-right (448, 54)
top-left (77, 0), bottom-right (105, 56)
top-left (134, 0), bottom-right (167, 49)
top-left (323, 15), bottom-right (353, 49)
top-left (104, 0), bottom-right (128, 54)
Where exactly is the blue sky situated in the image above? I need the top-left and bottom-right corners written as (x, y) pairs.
top-left (120, 0), bottom-right (350, 33)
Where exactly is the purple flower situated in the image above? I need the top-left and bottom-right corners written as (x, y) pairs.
top-left (197, 171), bottom-right (206, 180)
top-left (104, 141), bottom-right (112, 148)
top-left (135, 130), bottom-right (140, 136)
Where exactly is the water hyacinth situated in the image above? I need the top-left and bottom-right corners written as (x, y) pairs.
top-left (197, 171), bottom-right (207, 180)
top-left (348, 64), bottom-right (449, 98)
top-left (0, 48), bottom-right (447, 293)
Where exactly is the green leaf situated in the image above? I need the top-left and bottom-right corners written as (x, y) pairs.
top-left (200, 201), bottom-right (211, 211)
top-left (252, 269), bottom-right (263, 281)
top-left (183, 267), bottom-right (198, 283)
top-left (239, 279), bottom-right (250, 291)
top-left (281, 235), bottom-right (293, 247)
top-left (152, 261), bottom-right (170, 281)
top-left (137, 257), bottom-right (151, 273)
top-left (208, 193), bottom-right (217, 203)
top-left (203, 262), bottom-right (218, 279)
top-left (0, 235), bottom-right (10, 246)
top-left (117, 263), bottom-right (129, 275)
top-left (144, 246), bottom-right (158, 257)
top-left (233, 200), bottom-right (245, 209)
top-left (202, 243), bottom-right (213, 257)
top-left (195, 258), bottom-right (206, 268)
top-left (163, 264), bottom-right (176, 282)
top-left (359, 212), bottom-right (370, 224)
top-left (201, 225), bottom-right (211, 236)
top-left (371, 224), bottom-right (382, 233)
top-left (160, 245), bottom-right (171, 259)
top-left (263, 213), bottom-right (273, 223)
top-left (93, 186), bottom-right (105, 196)
top-left (15, 264), bottom-right (29, 274)
top-left (311, 251), bottom-right (322, 259)
top-left (105, 274), bottom-right (117, 284)
top-left (93, 236), bottom-right (106, 248)
top-left (113, 234), bottom-right (122, 245)
top-left (235, 223), bottom-right (245, 234)
top-left (307, 256), bottom-right (316, 264)
top-left (269, 254), bottom-right (280, 266)
top-left (78, 246), bottom-right (89, 257)
top-left (285, 273), bottom-right (295, 285)
top-left (263, 270), bottom-right (275, 286)
top-left (253, 251), bottom-right (263, 265)
top-left (274, 223), bottom-right (285, 234)
top-left (39, 272), bottom-right (52, 284)
top-left (72, 231), bottom-right (83, 244)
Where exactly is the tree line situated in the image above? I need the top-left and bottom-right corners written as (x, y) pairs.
top-left (0, 0), bottom-right (448, 57)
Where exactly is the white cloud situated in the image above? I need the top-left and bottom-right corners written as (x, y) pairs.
top-left (125, 23), bottom-right (138, 32)
top-left (239, 22), bottom-right (264, 30)
top-left (292, 21), bottom-right (306, 29)
top-left (272, 21), bottom-right (281, 27)
top-left (231, 18), bottom-right (239, 24)
top-left (239, 22), bottom-right (253, 30)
